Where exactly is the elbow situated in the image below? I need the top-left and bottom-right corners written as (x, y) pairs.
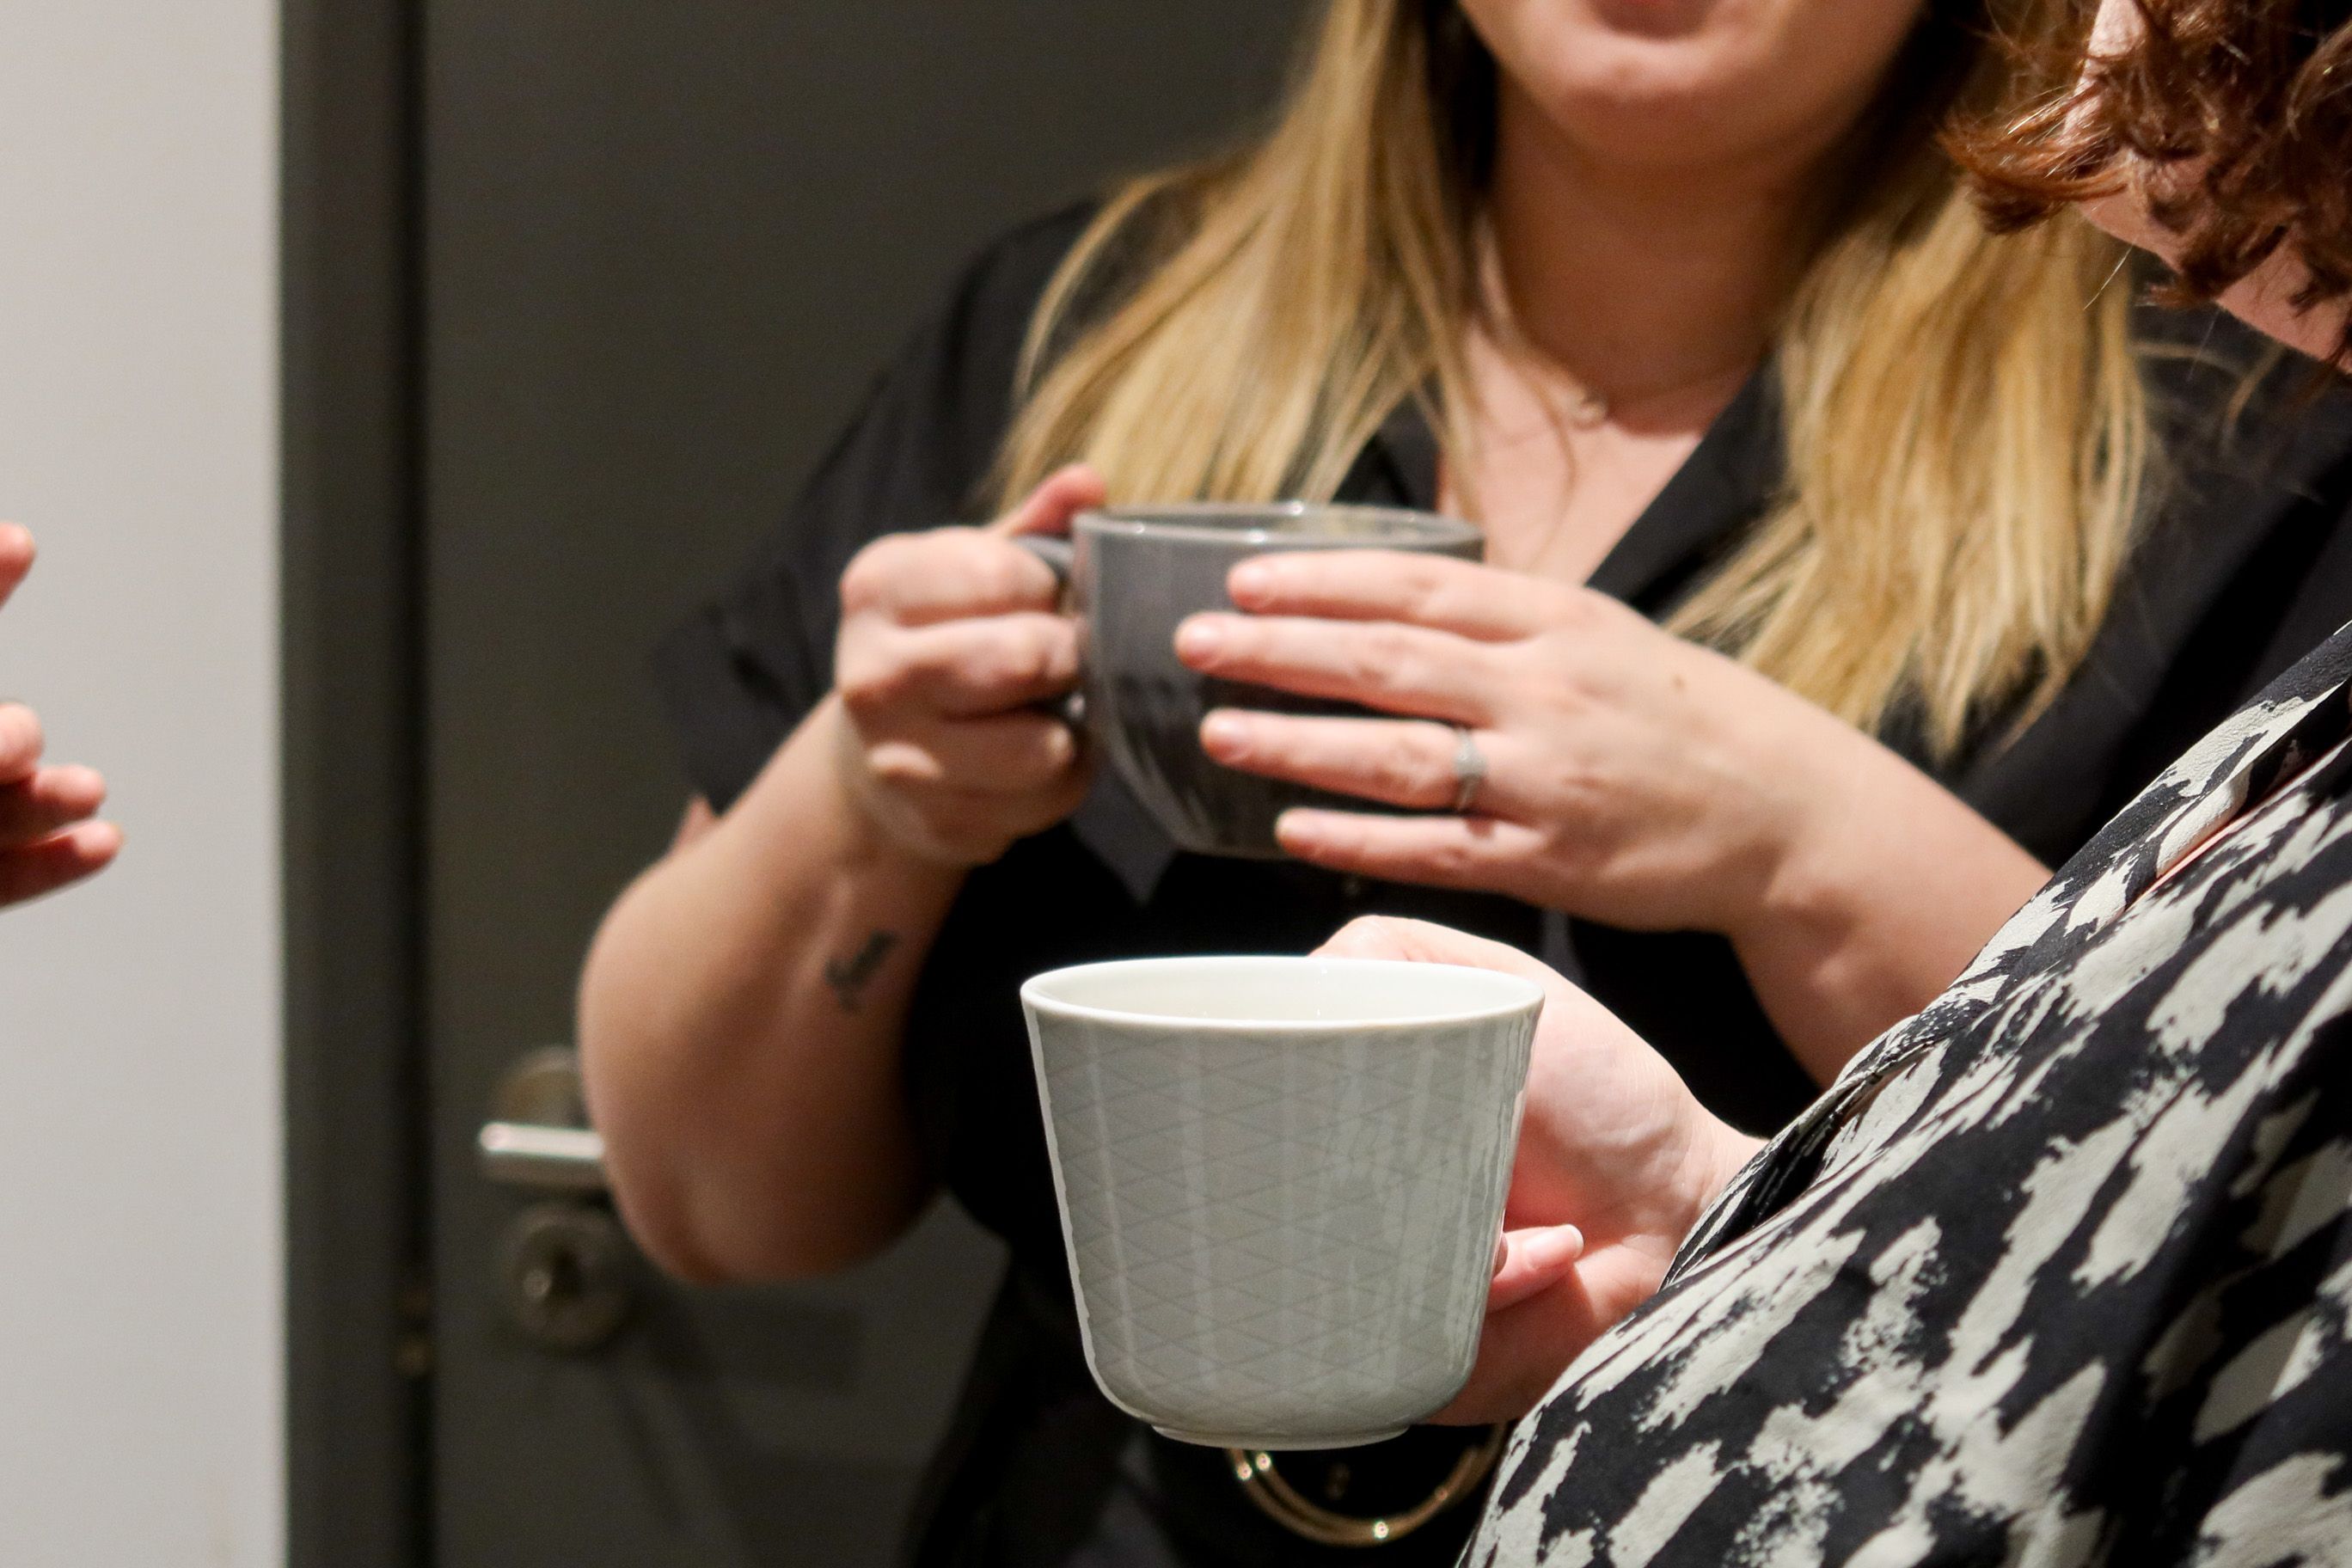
top-left (576, 879), bottom-right (744, 1284)
top-left (574, 863), bottom-right (930, 1287)
top-left (601, 1141), bottom-right (924, 1286)
top-left (602, 1166), bottom-right (745, 1287)
top-left (582, 1002), bottom-right (926, 1286)
top-left (616, 1199), bottom-right (735, 1288)
top-left (592, 1082), bottom-right (915, 1284)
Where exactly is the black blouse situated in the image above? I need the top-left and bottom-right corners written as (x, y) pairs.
top-left (652, 205), bottom-right (2352, 1566)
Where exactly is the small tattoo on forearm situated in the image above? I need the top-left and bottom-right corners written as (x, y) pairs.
top-left (824, 931), bottom-right (900, 1013)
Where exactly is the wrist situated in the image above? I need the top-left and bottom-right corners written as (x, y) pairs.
top-left (720, 698), bottom-right (968, 904)
top-left (815, 698), bottom-right (990, 878)
top-left (1692, 1120), bottom-right (1766, 1233)
top-left (1724, 710), bottom-right (1871, 951)
top-left (1666, 1098), bottom-right (1765, 1244)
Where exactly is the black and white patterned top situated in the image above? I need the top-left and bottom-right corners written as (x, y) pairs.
top-left (1467, 623), bottom-right (2352, 1566)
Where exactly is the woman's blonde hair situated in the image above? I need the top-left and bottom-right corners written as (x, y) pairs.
top-left (995, 0), bottom-right (2148, 757)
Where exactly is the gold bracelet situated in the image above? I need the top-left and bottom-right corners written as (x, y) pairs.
top-left (1227, 1426), bottom-right (1508, 1548)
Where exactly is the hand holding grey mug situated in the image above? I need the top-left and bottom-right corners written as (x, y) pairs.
top-left (1022, 504), bottom-right (1481, 858)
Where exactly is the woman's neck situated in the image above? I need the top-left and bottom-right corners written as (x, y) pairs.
top-left (1484, 79), bottom-right (1822, 413)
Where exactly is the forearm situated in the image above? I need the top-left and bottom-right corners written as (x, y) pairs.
top-left (579, 697), bottom-right (963, 1282)
top-left (1730, 739), bottom-right (2049, 1084)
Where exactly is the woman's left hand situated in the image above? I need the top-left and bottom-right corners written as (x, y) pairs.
top-left (1175, 549), bottom-right (1857, 937)
top-left (1178, 549), bottom-right (2055, 1076)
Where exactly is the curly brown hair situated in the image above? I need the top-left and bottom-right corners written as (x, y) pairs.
top-left (1952, 0), bottom-right (2352, 358)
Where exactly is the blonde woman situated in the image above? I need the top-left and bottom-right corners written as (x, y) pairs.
top-left (579, 1), bottom-right (2352, 1562)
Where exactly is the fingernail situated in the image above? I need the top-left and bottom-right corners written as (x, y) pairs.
top-left (1228, 561), bottom-right (1271, 601)
top-left (1532, 1226), bottom-right (1584, 1267)
top-left (1200, 711), bottom-right (1246, 752)
top-left (1274, 809), bottom-right (1322, 847)
top-left (1174, 616), bottom-right (1224, 661)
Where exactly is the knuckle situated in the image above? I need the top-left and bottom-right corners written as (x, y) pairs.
top-left (1560, 586), bottom-right (1618, 633)
top-left (1371, 746), bottom-right (1427, 799)
top-left (835, 647), bottom-right (907, 717)
top-left (1402, 565), bottom-right (1451, 620)
top-left (1003, 619), bottom-right (1073, 691)
top-left (838, 536), bottom-right (912, 614)
top-left (1425, 838), bottom-right (1479, 879)
top-left (972, 541), bottom-right (1043, 606)
top-left (932, 530), bottom-right (1036, 608)
top-left (0, 703), bottom-right (42, 753)
top-left (865, 741), bottom-right (934, 788)
top-left (997, 623), bottom-right (1053, 688)
top-left (1026, 719), bottom-right (1079, 777)
top-left (1384, 656), bottom-right (1432, 700)
top-left (1544, 590), bottom-right (1593, 636)
top-left (1331, 914), bottom-right (1406, 952)
top-left (958, 637), bottom-right (1020, 698)
top-left (921, 527), bottom-right (984, 573)
top-left (1363, 625), bottom-right (1428, 686)
top-left (1538, 581), bottom-right (1583, 624)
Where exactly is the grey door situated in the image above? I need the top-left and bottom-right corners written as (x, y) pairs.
top-left (420, 4), bottom-right (1306, 1565)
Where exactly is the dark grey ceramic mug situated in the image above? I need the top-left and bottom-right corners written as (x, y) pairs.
top-left (1023, 502), bottom-right (1484, 859)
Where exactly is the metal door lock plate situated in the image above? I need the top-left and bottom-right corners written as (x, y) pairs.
top-left (499, 1202), bottom-right (634, 1353)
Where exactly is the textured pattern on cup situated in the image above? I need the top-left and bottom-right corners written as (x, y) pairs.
top-left (1022, 957), bottom-right (1540, 1449)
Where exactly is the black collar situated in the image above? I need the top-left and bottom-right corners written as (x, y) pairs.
top-left (1353, 371), bottom-right (1784, 615)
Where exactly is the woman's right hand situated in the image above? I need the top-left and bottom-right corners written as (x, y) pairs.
top-left (829, 464), bottom-right (1103, 867)
top-left (585, 470), bottom-right (1106, 1282)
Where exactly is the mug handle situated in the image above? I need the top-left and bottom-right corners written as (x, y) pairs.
top-left (1014, 532), bottom-right (1075, 582)
top-left (1014, 533), bottom-right (1086, 730)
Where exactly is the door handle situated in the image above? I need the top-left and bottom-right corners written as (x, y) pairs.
top-left (478, 1044), bottom-right (608, 1193)
top-left (478, 1121), bottom-right (608, 1192)
top-left (477, 1046), bottom-right (634, 1352)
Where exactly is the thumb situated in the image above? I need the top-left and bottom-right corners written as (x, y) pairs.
top-left (1318, 915), bottom-right (1564, 991)
top-left (1487, 1224), bottom-right (1585, 1314)
top-left (989, 463), bottom-right (1106, 539)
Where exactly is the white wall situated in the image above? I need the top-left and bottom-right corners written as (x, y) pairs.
top-left (0, 4), bottom-right (282, 1566)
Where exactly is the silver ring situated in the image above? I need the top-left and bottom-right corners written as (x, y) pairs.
top-left (1449, 725), bottom-right (1486, 815)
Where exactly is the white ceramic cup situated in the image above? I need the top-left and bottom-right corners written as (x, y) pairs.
top-left (1020, 955), bottom-right (1542, 1451)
